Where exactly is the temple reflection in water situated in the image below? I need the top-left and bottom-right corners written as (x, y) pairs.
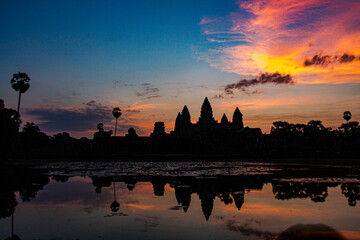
top-left (1, 164), bottom-right (360, 224)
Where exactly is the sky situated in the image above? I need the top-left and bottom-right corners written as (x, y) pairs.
top-left (0, 0), bottom-right (359, 138)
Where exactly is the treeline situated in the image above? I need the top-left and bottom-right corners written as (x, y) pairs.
top-left (267, 118), bottom-right (360, 157)
top-left (1, 98), bottom-right (359, 159)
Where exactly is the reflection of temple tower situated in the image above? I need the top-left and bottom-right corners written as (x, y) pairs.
top-left (232, 191), bottom-right (244, 210)
top-left (175, 186), bottom-right (191, 212)
top-left (220, 190), bottom-right (233, 205)
top-left (198, 97), bottom-right (216, 134)
top-left (151, 178), bottom-right (166, 196)
top-left (199, 192), bottom-right (214, 221)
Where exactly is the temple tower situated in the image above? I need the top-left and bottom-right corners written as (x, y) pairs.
top-left (175, 105), bottom-right (192, 134)
top-left (232, 107), bottom-right (244, 132)
top-left (198, 97), bottom-right (216, 133)
top-left (221, 113), bottom-right (229, 126)
top-left (199, 97), bottom-right (214, 123)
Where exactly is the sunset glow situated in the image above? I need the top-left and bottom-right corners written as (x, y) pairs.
top-left (0, 0), bottom-right (359, 137)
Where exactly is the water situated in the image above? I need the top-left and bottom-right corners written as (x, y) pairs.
top-left (1, 162), bottom-right (359, 239)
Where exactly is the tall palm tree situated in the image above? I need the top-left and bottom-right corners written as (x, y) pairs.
top-left (343, 111), bottom-right (352, 124)
top-left (112, 107), bottom-right (122, 136)
top-left (10, 72), bottom-right (31, 114)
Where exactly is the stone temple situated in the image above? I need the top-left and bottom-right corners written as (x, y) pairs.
top-left (172, 97), bottom-right (247, 137)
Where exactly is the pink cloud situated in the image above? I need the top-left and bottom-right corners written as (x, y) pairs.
top-left (201, 0), bottom-right (360, 84)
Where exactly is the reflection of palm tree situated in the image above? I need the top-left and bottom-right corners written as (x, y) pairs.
top-left (112, 108), bottom-right (122, 136)
top-left (10, 72), bottom-right (31, 114)
top-left (110, 182), bottom-right (120, 212)
top-left (5, 212), bottom-right (21, 240)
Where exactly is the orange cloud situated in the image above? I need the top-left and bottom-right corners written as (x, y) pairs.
top-left (201, 0), bottom-right (360, 84)
top-left (122, 203), bottom-right (154, 210)
top-left (219, 203), bottom-right (317, 218)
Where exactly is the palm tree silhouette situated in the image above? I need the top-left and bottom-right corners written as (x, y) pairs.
top-left (97, 123), bottom-right (104, 132)
top-left (112, 108), bottom-right (122, 136)
top-left (343, 111), bottom-right (352, 124)
top-left (10, 72), bottom-right (31, 114)
top-left (110, 181), bottom-right (120, 212)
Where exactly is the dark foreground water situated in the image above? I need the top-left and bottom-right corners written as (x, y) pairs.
top-left (1, 162), bottom-right (360, 240)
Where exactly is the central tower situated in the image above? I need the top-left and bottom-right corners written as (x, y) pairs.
top-left (198, 97), bottom-right (216, 133)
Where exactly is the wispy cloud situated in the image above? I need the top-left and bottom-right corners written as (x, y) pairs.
top-left (136, 83), bottom-right (161, 99)
top-left (200, 0), bottom-right (360, 84)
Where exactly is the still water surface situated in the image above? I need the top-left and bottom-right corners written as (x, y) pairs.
top-left (1, 162), bottom-right (360, 239)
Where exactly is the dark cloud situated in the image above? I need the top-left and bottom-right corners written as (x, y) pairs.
top-left (303, 52), bottom-right (360, 67)
top-left (124, 109), bottom-right (141, 113)
top-left (27, 105), bottom-right (112, 132)
top-left (226, 219), bottom-right (276, 240)
top-left (83, 100), bottom-right (101, 107)
top-left (225, 72), bottom-right (294, 95)
top-left (27, 98), bottom-right (146, 135)
top-left (213, 94), bottom-right (224, 99)
top-left (136, 83), bottom-right (161, 99)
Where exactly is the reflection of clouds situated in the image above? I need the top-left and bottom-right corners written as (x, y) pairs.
top-left (134, 215), bottom-right (160, 233)
top-left (226, 218), bottom-right (275, 240)
top-left (33, 180), bottom-right (112, 214)
top-left (168, 206), bottom-right (184, 210)
top-left (104, 212), bottom-right (128, 218)
top-left (122, 203), bottom-right (154, 210)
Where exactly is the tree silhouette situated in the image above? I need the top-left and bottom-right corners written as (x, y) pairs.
top-left (0, 99), bottom-right (21, 159)
top-left (112, 108), bottom-right (122, 136)
top-left (343, 111), bottom-right (352, 124)
top-left (97, 123), bottom-right (104, 132)
top-left (10, 72), bottom-right (31, 114)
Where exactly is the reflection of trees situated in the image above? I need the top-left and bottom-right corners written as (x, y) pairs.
top-left (18, 173), bottom-right (50, 202)
top-left (272, 181), bottom-right (340, 202)
top-left (124, 177), bottom-right (137, 191)
top-left (91, 177), bottom-right (112, 194)
top-left (0, 189), bottom-right (17, 219)
top-left (0, 167), bottom-right (49, 220)
top-left (52, 175), bottom-right (69, 183)
top-left (341, 183), bottom-right (360, 206)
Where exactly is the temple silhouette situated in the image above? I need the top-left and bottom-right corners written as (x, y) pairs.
top-left (93, 97), bottom-right (262, 154)
top-left (1, 96), bottom-right (359, 158)
top-left (173, 97), bottom-right (245, 137)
